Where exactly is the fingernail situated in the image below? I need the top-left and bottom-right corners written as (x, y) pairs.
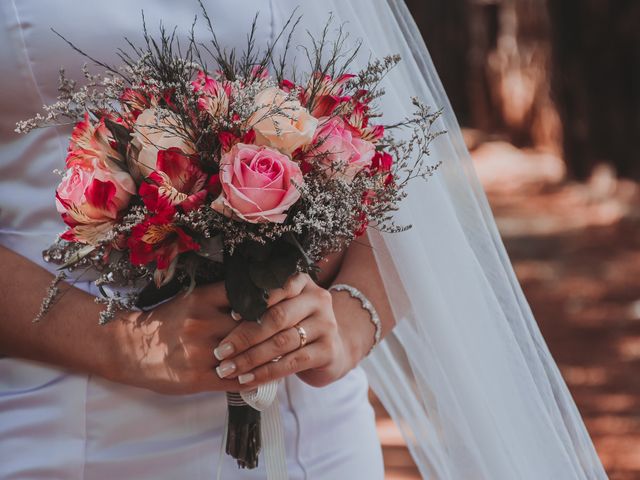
top-left (216, 361), bottom-right (236, 379)
top-left (214, 343), bottom-right (234, 361)
top-left (238, 373), bottom-right (255, 384)
top-left (230, 310), bottom-right (242, 322)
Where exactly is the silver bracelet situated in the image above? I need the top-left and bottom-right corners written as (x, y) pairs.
top-left (329, 284), bottom-right (382, 355)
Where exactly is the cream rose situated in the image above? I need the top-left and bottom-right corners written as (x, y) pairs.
top-left (129, 108), bottom-right (196, 179)
top-left (248, 87), bottom-right (318, 155)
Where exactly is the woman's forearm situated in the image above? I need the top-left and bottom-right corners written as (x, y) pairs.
top-left (330, 232), bottom-right (395, 364)
top-left (0, 244), bottom-right (246, 394)
top-left (0, 244), bottom-right (118, 377)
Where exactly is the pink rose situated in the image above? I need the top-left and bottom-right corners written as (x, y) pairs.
top-left (56, 165), bottom-right (135, 244)
top-left (212, 143), bottom-right (303, 223)
top-left (309, 116), bottom-right (375, 181)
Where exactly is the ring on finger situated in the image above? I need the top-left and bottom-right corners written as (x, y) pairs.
top-left (294, 324), bottom-right (308, 349)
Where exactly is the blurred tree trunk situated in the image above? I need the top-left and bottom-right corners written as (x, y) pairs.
top-left (404, 0), bottom-right (471, 125)
top-left (406, 0), bottom-right (558, 150)
top-left (406, 0), bottom-right (640, 180)
top-left (547, 1), bottom-right (640, 180)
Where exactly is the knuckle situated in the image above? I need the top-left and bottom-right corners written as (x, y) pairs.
top-left (273, 331), bottom-right (291, 350)
top-left (267, 304), bottom-right (288, 329)
top-left (285, 356), bottom-right (300, 373)
top-left (318, 287), bottom-right (333, 304)
top-left (259, 362), bottom-right (274, 382)
top-left (232, 328), bottom-right (254, 351)
top-left (242, 348), bottom-right (257, 368)
top-left (285, 273), bottom-right (307, 298)
top-left (182, 317), bottom-right (201, 335)
top-left (315, 288), bottom-right (333, 310)
top-left (299, 350), bottom-right (311, 364)
top-left (288, 350), bottom-right (311, 372)
top-left (236, 328), bottom-right (255, 350)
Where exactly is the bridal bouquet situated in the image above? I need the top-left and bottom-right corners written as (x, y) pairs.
top-left (18, 7), bottom-right (443, 470)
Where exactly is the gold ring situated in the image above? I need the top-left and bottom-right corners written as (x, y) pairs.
top-left (294, 324), bottom-right (308, 349)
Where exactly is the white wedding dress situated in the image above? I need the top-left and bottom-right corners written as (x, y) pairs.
top-left (0, 2), bottom-right (384, 479)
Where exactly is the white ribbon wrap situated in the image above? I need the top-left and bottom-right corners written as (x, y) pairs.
top-left (217, 380), bottom-right (288, 480)
top-left (241, 380), bottom-right (288, 479)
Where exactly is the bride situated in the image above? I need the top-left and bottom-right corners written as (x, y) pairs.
top-left (0, 1), bottom-right (607, 479)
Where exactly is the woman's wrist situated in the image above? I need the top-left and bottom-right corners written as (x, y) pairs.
top-left (330, 289), bottom-right (377, 368)
top-left (98, 309), bottom-right (143, 384)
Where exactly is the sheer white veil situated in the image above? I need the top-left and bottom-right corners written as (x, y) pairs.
top-left (275, 1), bottom-right (607, 478)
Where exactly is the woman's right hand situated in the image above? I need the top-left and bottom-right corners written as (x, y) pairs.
top-left (105, 282), bottom-right (241, 395)
top-left (104, 276), bottom-right (307, 395)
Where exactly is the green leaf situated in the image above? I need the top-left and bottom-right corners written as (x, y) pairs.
top-left (282, 232), bottom-right (314, 270)
top-left (195, 235), bottom-right (224, 262)
top-left (268, 243), bottom-right (302, 284)
top-left (240, 240), bottom-right (272, 262)
top-left (249, 261), bottom-right (283, 290)
top-left (104, 118), bottom-right (131, 152)
top-left (224, 250), bottom-right (268, 322)
top-left (57, 244), bottom-right (96, 270)
top-left (134, 277), bottom-right (182, 310)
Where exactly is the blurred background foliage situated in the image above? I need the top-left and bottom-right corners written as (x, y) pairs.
top-left (406, 0), bottom-right (640, 180)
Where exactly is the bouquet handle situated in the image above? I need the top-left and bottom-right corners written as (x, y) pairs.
top-left (221, 380), bottom-right (288, 479)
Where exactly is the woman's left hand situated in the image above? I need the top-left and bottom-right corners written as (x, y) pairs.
top-left (213, 273), bottom-right (359, 389)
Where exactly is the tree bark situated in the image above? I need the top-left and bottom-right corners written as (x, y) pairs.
top-left (404, 0), bottom-right (471, 125)
top-left (547, 0), bottom-right (640, 180)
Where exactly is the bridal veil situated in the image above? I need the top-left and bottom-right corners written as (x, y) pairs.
top-left (274, 1), bottom-right (608, 478)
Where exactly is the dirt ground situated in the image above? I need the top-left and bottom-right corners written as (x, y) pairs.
top-left (376, 140), bottom-right (640, 479)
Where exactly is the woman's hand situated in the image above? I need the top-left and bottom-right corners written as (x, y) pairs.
top-left (212, 273), bottom-right (372, 389)
top-left (106, 282), bottom-right (242, 395)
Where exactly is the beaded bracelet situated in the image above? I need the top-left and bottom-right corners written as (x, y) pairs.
top-left (328, 284), bottom-right (382, 355)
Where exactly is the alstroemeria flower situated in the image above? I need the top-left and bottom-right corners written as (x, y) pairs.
top-left (139, 148), bottom-right (208, 213)
top-left (191, 70), bottom-right (231, 117)
top-left (302, 73), bottom-right (354, 117)
top-left (218, 129), bottom-right (256, 152)
top-left (371, 151), bottom-right (394, 173)
top-left (65, 113), bottom-right (123, 170)
top-left (120, 88), bottom-right (154, 123)
top-left (56, 164), bottom-right (135, 245)
top-left (346, 101), bottom-right (385, 143)
top-left (212, 143), bottom-right (303, 223)
top-left (249, 65), bottom-right (269, 81)
top-left (128, 206), bottom-right (200, 286)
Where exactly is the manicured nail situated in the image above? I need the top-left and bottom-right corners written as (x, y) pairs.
top-left (214, 343), bottom-right (234, 361)
top-left (238, 373), bottom-right (255, 384)
top-left (216, 361), bottom-right (236, 379)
